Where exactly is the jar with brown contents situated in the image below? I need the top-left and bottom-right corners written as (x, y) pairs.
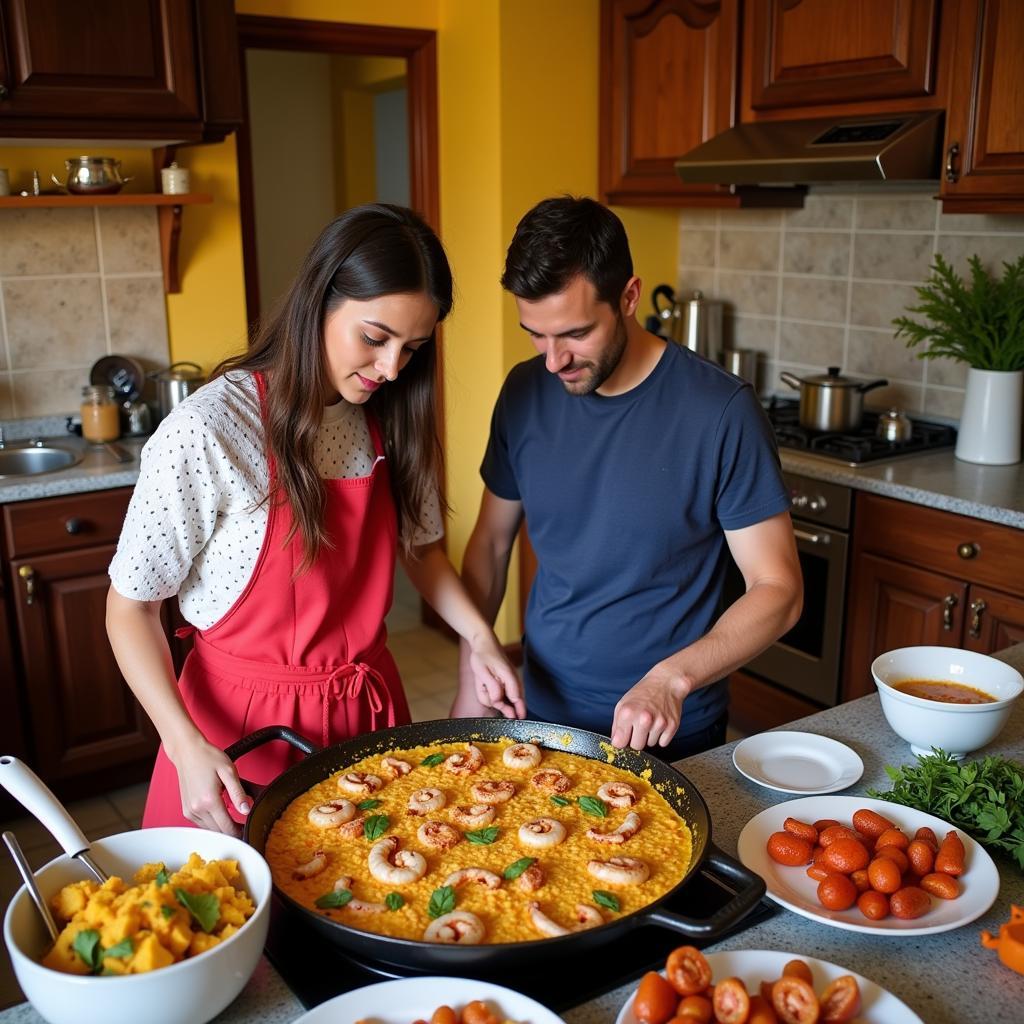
top-left (80, 384), bottom-right (120, 442)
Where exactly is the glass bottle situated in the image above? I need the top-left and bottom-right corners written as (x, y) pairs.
top-left (80, 385), bottom-right (120, 443)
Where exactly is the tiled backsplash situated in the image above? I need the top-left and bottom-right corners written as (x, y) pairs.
top-left (0, 207), bottom-right (170, 417)
top-left (676, 189), bottom-right (1024, 420)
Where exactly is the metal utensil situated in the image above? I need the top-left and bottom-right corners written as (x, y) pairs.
top-left (779, 366), bottom-right (888, 431)
top-left (0, 756), bottom-right (108, 883)
top-left (51, 156), bottom-right (133, 196)
top-left (876, 407), bottom-right (914, 442)
top-left (2, 830), bottom-right (59, 943)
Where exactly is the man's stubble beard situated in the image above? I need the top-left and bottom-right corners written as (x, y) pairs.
top-left (561, 313), bottom-right (628, 396)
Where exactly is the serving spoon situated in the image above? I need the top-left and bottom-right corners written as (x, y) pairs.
top-left (2, 830), bottom-right (59, 943)
top-left (0, 756), bottom-right (108, 883)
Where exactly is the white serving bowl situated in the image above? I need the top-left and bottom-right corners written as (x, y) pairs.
top-left (4, 827), bottom-right (271, 1024)
top-left (872, 646), bottom-right (1023, 758)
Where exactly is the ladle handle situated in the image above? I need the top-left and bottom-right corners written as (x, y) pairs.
top-left (0, 756), bottom-right (91, 859)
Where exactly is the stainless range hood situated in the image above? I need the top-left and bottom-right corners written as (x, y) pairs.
top-left (675, 111), bottom-right (943, 185)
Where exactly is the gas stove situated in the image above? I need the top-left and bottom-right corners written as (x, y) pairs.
top-left (766, 398), bottom-right (957, 466)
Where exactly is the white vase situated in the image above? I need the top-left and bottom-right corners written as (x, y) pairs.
top-left (955, 367), bottom-right (1023, 465)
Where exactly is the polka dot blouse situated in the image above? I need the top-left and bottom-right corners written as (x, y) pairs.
top-left (108, 372), bottom-right (443, 629)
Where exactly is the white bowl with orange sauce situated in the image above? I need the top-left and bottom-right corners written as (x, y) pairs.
top-left (872, 646), bottom-right (1023, 758)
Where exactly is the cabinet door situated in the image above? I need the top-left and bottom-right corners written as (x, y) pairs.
top-left (843, 553), bottom-right (966, 700)
top-left (600, 0), bottom-right (740, 205)
top-left (9, 546), bottom-right (158, 784)
top-left (0, 588), bottom-right (27, 760)
top-left (963, 585), bottom-right (1024, 655)
top-left (742, 0), bottom-right (943, 120)
top-left (940, 0), bottom-right (1024, 212)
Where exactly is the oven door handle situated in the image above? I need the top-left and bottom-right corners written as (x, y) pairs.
top-left (793, 527), bottom-right (830, 545)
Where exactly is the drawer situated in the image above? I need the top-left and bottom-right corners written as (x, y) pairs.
top-left (4, 487), bottom-right (132, 559)
top-left (854, 492), bottom-right (1024, 598)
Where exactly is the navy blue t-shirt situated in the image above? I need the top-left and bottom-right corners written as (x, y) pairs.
top-left (481, 341), bottom-right (790, 739)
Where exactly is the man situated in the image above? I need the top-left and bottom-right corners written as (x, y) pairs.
top-left (454, 196), bottom-right (802, 757)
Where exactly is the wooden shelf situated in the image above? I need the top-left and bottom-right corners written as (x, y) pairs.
top-left (0, 193), bottom-right (213, 293)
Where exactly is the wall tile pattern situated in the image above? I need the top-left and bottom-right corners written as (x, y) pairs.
top-left (676, 190), bottom-right (1024, 419)
top-left (0, 207), bottom-right (169, 417)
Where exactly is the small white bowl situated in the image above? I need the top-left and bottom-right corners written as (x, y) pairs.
top-left (872, 646), bottom-right (1023, 758)
top-left (4, 827), bottom-right (271, 1024)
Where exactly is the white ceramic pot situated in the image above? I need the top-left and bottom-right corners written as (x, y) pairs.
top-left (4, 828), bottom-right (271, 1024)
top-left (955, 367), bottom-right (1023, 465)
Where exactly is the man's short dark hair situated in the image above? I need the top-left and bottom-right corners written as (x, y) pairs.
top-left (501, 196), bottom-right (633, 307)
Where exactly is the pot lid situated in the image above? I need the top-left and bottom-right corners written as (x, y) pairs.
top-left (152, 361), bottom-right (204, 382)
top-left (801, 366), bottom-right (865, 388)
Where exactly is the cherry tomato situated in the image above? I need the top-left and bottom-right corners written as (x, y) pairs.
top-left (856, 889), bottom-right (890, 920)
top-left (913, 826), bottom-right (939, 850)
top-left (852, 808), bottom-right (895, 839)
top-left (430, 1008), bottom-right (458, 1024)
top-left (867, 855), bottom-right (902, 894)
top-left (849, 869), bottom-right (871, 893)
top-left (890, 885), bottom-right (931, 919)
top-left (920, 871), bottom-right (960, 899)
top-left (748, 994), bottom-right (781, 1024)
top-left (821, 838), bottom-right (869, 874)
top-left (819, 975), bottom-right (861, 1022)
top-left (813, 818), bottom-right (841, 832)
top-left (767, 831), bottom-right (813, 866)
top-left (782, 960), bottom-right (813, 984)
top-left (634, 971), bottom-right (681, 1024)
top-left (673, 994), bottom-right (713, 1022)
top-left (460, 1002), bottom-right (499, 1024)
top-left (873, 845), bottom-right (909, 874)
top-left (665, 946), bottom-right (713, 996)
top-left (934, 831), bottom-right (966, 876)
top-left (906, 839), bottom-right (935, 876)
top-left (806, 864), bottom-right (830, 882)
top-left (783, 817), bottom-right (819, 844)
top-left (818, 825), bottom-right (862, 848)
top-left (873, 827), bottom-right (909, 851)
top-left (772, 976), bottom-right (821, 1024)
top-left (760, 979), bottom-right (777, 1003)
top-left (817, 873), bottom-right (857, 911)
top-left (712, 977), bottom-right (751, 1024)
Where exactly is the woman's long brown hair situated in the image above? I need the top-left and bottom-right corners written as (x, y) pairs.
top-left (212, 204), bottom-right (451, 572)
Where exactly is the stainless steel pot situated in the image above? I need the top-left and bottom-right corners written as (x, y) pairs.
top-left (50, 156), bottom-right (132, 195)
top-left (149, 361), bottom-right (205, 420)
top-left (780, 366), bottom-right (887, 432)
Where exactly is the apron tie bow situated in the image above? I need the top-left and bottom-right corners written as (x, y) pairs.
top-left (322, 662), bottom-right (392, 747)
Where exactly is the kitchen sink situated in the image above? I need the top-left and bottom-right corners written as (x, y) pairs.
top-left (0, 446), bottom-right (84, 477)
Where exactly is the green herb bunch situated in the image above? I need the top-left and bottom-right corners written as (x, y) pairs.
top-left (892, 253), bottom-right (1024, 371)
top-left (867, 748), bottom-right (1024, 869)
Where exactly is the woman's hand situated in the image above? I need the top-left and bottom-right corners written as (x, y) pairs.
top-left (168, 736), bottom-right (251, 835)
top-left (464, 632), bottom-right (526, 720)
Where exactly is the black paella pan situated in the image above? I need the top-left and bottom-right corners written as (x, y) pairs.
top-left (227, 718), bottom-right (765, 972)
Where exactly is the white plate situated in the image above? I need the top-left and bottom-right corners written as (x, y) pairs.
top-left (737, 795), bottom-right (1000, 936)
top-left (732, 731), bottom-right (864, 794)
top-left (291, 976), bottom-right (562, 1024)
top-left (615, 949), bottom-right (924, 1023)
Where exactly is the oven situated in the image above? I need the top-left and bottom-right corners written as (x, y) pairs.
top-left (724, 472), bottom-right (851, 706)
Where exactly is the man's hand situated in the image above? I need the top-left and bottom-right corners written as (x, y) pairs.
top-left (610, 666), bottom-right (689, 750)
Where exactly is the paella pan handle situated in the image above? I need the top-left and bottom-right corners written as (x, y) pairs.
top-left (639, 842), bottom-right (766, 941)
top-left (223, 725), bottom-right (321, 763)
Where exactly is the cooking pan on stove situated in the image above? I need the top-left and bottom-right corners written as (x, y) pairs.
top-left (227, 719), bottom-right (765, 972)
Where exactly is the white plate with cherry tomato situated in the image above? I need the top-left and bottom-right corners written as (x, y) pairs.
top-left (291, 976), bottom-right (562, 1024)
top-left (614, 949), bottom-right (924, 1024)
top-left (736, 795), bottom-right (999, 936)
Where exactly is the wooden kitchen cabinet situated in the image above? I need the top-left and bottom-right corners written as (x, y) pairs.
top-left (0, 0), bottom-right (241, 142)
top-left (0, 585), bottom-right (27, 761)
top-left (843, 492), bottom-right (1024, 700)
top-left (939, 0), bottom-right (1024, 213)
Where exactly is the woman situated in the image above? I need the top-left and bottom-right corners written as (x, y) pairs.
top-left (107, 204), bottom-right (524, 835)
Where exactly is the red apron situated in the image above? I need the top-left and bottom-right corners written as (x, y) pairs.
top-left (142, 374), bottom-right (410, 828)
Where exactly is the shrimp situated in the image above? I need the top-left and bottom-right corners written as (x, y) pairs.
top-left (449, 803), bottom-right (496, 828)
top-left (307, 799), bottom-right (357, 829)
top-left (517, 863), bottom-right (546, 893)
top-left (337, 815), bottom-right (368, 838)
top-left (444, 743), bottom-right (485, 776)
top-left (587, 856), bottom-right (650, 886)
top-left (527, 901), bottom-right (605, 938)
top-left (585, 811), bottom-right (642, 845)
top-left (337, 771), bottom-right (384, 796)
top-left (407, 787), bottom-right (446, 815)
top-left (423, 910), bottom-right (486, 944)
top-left (292, 849), bottom-right (327, 880)
top-left (531, 768), bottom-right (571, 794)
top-left (417, 820), bottom-right (462, 850)
top-left (597, 782), bottom-right (638, 808)
top-left (331, 876), bottom-right (388, 913)
top-left (518, 817), bottom-right (567, 849)
top-left (443, 867), bottom-right (502, 890)
top-left (502, 742), bottom-right (542, 770)
top-left (368, 837), bottom-right (427, 885)
top-left (470, 780), bottom-right (516, 805)
top-left (381, 756), bottom-right (412, 779)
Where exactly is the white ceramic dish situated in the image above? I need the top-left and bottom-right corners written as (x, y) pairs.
top-left (736, 795), bottom-right (999, 936)
top-left (292, 976), bottom-right (562, 1023)
top-left (614, 949), bottom-right (924, 1023)
top-left (872, 646), bottom-right (1023, 758)
top-left (732, 731), bottom-right (863, 794)
top-left (4, 827), bottom-right (272, 1024)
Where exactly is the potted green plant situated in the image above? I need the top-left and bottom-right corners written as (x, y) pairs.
top-left (894, 253), bottom-right (1024, 465)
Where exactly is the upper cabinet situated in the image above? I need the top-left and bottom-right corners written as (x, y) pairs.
top-left (741, 0), bottom-right (946, 120)
top-left (940, 0), bottom-right (1024, 213)
top-left (0, 0), bottom-right (242, 142)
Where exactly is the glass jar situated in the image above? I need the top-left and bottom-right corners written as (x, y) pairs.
top-left (80, 385), bottom-right (120, 442)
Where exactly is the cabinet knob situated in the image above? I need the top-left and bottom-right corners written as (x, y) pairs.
top-left (957, 541), bottom-right (978, 560)
top-left (18, 565), bottom-right (35, 606)
top-left (968, 598), bottom-right (987, 639)
top-left (942, 593), bottom-right (958, 631)
top-left (64, 517), bottom-right (83, 535)
top-left (945, 142), bottom-right (960, 184)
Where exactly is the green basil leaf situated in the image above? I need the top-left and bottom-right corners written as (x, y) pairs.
top-left (502, 856), bottom-right (536, 881)
top-left (314, 889), bottom-right (353, 910)
top-left (72, 929), bottom-right (102, 972)
top-left (549, 795), bottom-right (570, 807)
top-left (385, 892), bottom-right (404, 911)
top-left (578, 795), bottom-right (609, 818)
top-left (421, 753), bottom-right (445, 767)
top-left (102, 938), bottom-right (133, 961)
top-left (464, 826), bottom-right (500, 845)
top-left (592, 890), bottom-right (620, 912)
top-left (155, 868), bottom-right (169, 887)
top-left (160, 905), bottom-right (175, 920)
top-left (428, 885), bottom-right (456, 919)
top-left (174, 888), bottom-right (220, 933)
top-left (357, 799), bottom-right (382, 811)
top-left (363, 814), bottom-right (390, 840)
